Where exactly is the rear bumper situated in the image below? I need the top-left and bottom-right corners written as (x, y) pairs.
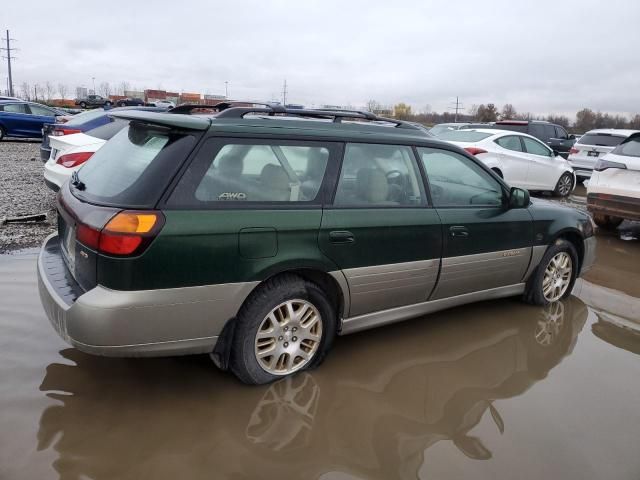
top-left (37, 234), bottom-right (257, 357)
top-left (587, 193), bottom-right (640, 222)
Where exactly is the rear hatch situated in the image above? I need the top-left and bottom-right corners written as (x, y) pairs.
top-left (58, 116), bottom-right (205, 291)
top-left (569, 133), bottom-right (628, 171)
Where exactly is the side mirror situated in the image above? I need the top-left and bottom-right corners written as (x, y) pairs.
top-left (569, 134), bottom-right (576, 140)
top-left (509, 187), bottom-right (530, 209)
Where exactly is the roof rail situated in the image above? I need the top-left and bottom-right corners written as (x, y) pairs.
top-left (215, 104), bottom-right (419, 130)
top-left (168, 101), bottom-right (285, 115)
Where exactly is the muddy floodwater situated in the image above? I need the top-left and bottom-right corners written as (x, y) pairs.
top-left (1, 223), bottom-right (640, 479)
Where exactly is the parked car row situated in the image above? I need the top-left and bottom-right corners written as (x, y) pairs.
top-left (0, 100), bottom-right (67, 140)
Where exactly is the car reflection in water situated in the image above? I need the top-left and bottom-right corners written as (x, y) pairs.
top-left (37, 297), bottom-right (587, 480)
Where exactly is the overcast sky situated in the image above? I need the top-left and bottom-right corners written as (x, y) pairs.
top-left (4, 0), bottom-right (640, 117)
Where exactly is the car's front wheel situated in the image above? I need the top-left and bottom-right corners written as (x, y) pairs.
top-left (553, 172), bottom-right (573, 197)
top-left (592, 213), bottom-right (623, 230)
top-left (524, 239), bottom-right (578, 306)
top-left (229, 274), bottom-right (336, 385)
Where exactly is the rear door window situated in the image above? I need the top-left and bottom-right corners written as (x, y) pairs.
top-left (73, 123), bottom-right (198, 208)
top-left (333, 143), bottom-right (426, 207)
top-left (0, 103), bottom-right (28, 114)
top-left (495, 135), bottom-right (523, 152)
top-left (168, 139), bottom-right (335, 206)
top-left (544, 124), bottom-right (557, 140)
top-left (529, 124), bottom-right (545, 140)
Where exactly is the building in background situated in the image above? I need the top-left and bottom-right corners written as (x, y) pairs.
top-left (124, 90), bottom-right (145, 100)
top-left (75, 87), bottom-right (88, 99)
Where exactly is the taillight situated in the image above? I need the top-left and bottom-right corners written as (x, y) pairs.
top-left (56, 151), bottom-right (94, 168)
top-left (51, 128), bottom-right (82, 136)
top-left (464, 147), bottom-right (488, 155)
top-left (569, 148), bottom-right (580, 155)
top-left (75, 211), bottom-right (164, 256)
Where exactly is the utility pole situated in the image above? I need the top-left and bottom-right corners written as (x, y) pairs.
top-left (224, 81), bottom-right (229, 99)
top-left (1, 30), bottom-right (17, 97)
top-left (91, 77), bottom-right (96, 94)
top-left (282, 79), bottom-right (287, 106)
top-left (448, 96), bottom-right (464, 123)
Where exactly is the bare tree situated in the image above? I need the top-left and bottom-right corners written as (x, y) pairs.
top-left (20, 82), bottom-right (31, 101)
top-left (500, 103), bottom-right (517, 120)
top-left (118, 81), bottom-right (130, 96)
top-left (99, 81), bottom-right (112, 98)
top-left (58, 83), bottom-right (68, 100)
top-left (365, 99), bottom-right (381, 113)
top-left (33, 84), bottom-right (43, 101)
top-left (45, 81), bottom-right (55, 101)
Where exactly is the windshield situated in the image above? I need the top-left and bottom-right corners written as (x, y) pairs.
top-left (73, 123), bottom-right (197, 207)
top-left (437, 130), bottom-right (493, 142)
top-left (578, 133), bottom-right (626, 147)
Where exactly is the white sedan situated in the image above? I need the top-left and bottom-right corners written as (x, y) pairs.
top-left (43, 120), bottom-right (126, 191)
top-left (587, 132), bottom-right (640, 229)
top-left (439, 129), bottom-right (576, 197)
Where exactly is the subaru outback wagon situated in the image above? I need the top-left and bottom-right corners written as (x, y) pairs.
top-left (38, 105), bottom-right (596, 384)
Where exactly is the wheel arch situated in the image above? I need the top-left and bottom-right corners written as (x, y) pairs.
top-left (551, 228), bottom-right (584, 272)
top-left (211, 266), bottom-right (349, 370)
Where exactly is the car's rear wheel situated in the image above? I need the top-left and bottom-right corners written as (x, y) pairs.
top-left (524, 239), bottom-right (578, 306)
top-left (229, 274), bottom-right (336, 385)
top-left (105, 101), bottom-right (112, 106)
top-left (0, 126), bottom-right (5, 141)
top-left (554, 172), bottom-right (573, 197)
top-left (592, 213), bottom-right (623, 230)
top-left (79, 102), bottom-right (87, 109)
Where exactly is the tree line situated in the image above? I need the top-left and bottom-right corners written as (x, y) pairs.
top-left (372, 101), bottom-right (640, 133)
top-left (15, 81), bottom-right (134, 102)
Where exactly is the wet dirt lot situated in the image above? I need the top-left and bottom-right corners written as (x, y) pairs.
top-left (1, 176), bottom-right (640, 479)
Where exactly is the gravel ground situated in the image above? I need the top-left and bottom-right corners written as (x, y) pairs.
top-left (0, 140), bottom-right (57, 253)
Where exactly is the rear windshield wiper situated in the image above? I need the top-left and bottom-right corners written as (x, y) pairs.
top-left (71, 171), bottom-right (86, 191)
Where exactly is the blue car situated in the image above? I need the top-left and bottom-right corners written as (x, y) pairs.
top-left (40, 106), bottom-right (169, 161)
top-left (0, 100), bottom-right (67, 141)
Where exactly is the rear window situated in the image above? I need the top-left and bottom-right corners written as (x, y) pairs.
top-left (612, 135), bottom-right (640, 157)
top-left (85, 119), bottom-right (128, 140)
top-left (578, 134), bottom-right (626, 147)
top-left (437, 130), bottom-right (493, 142)
top-left (65, 109), bottom-right (106, 126)
top-left (73, 123), bottom-right (197, 207)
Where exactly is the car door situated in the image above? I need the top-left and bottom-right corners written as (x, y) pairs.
top-left (548, 126), bottom-right (573, 157)
top-left (418, 146), bottom-right (533, 300)
top-left (493, 134), bottom-right (530, 186)
top-left (0, 102), bottom-right (31, 136)
top-left (25, 103), bottom-right (56, 137)
top-left (521, 136), bottom-right (557, 190)
top-left (318, 143), bottom-right (442, 317)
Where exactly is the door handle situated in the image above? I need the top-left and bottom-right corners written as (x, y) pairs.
top-left (449, 226), bottom-right (469, 238)
top-left (329, 230), bottom-right (355, 244)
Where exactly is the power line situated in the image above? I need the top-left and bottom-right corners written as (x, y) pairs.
top-left (448, 96), bottom-right (464, 123)
top-left (1, 30), bottom-right (17, 97)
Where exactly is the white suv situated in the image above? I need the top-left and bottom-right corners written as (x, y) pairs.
top-left (587, 132), bottom-right (640, 229)
top-left (568, 129), bottom-right (639, 181)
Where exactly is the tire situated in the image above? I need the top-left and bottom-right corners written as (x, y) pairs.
top-left (0, 126), bottom-right (5, 141)
top-left (491, 168), bottom-right (503, 179)
top-left (524, 239), bottom-right (578, 306)
top-left (229, 274), bottom-right (337, 385)
top-left (79, 102), bottom-right (87, 109)
top-left (105, 101), bottom-right (112, 106)
top-left (592, 213), bottom-right (623, 230)
top-left (553, 172), bottom-right (573, 197)
top-left (118, 102), bottom-right (126, 107)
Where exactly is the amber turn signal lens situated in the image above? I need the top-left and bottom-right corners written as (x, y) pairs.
top-left (104, 212), bottom-right (158, 234)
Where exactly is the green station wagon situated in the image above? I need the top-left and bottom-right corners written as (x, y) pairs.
top-left (38, 105), bottom-right (596, 384)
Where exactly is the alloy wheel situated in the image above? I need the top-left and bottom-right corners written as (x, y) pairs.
top-left (255, 299), bottom-right (323, 375)
top-left (557, 174), bottom-right (572, 196)
top-left (542, 252), bottom-right (573, 302)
